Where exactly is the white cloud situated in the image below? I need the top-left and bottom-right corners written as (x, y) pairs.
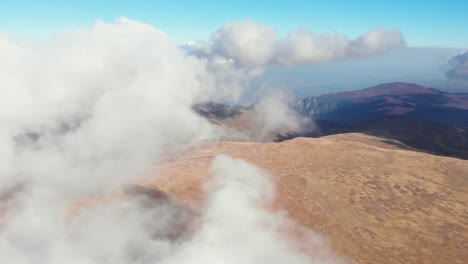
top-left (162, 155), bottom-right (347, 264)
top-left (0, 17), bottom-right (373, 264)
top-left (187, 20), bottom-right (406, 68)
top-left (211, 20), bottom-right (277, 68)
top-left (274, 31), bottom-right (349, 65)
top-left (0, 17), bottom-right (222, 195)
top-left (348, 28), bottom-right (406, 57)
top-left (252, 90), bottom-right (306, 141)
top-left (446, 50), bottom-right (468, 83)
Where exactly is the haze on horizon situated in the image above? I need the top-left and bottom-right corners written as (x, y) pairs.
top-left (1, 0), bottom-right (467, 96)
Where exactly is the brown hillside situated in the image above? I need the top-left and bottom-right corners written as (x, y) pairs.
top-left (143, 133), bottom-right (468, 264)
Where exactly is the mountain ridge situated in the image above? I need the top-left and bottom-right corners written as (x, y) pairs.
top-left (294, 82), bottom-right (468, 126)
top-left (194, 82), bottom-right (468, 159)
top-left (147, 134), bottom-right (468, 264)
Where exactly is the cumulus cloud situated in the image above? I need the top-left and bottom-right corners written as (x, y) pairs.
top-left (0, 17), bottom-right (220, 195)
top-left (0, 17), bottom-right (345, 264)
top-left (0, 16), bottom-right (218, 263)
top-left (211, 20), bottom-right (277, 68)
top-left (186, 20), bottom-right (406, 68)
top-left (347, 28), bottom-right (406, 57)
top-left (446, 50), bottom-right (468, 83)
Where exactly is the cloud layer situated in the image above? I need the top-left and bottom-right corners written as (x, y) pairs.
top-left (0, 17), bottom-right (221, 194)
top-left (186, 20), bottom-right (406, 68)
top-left (0, 17), bottom-right (345, 264)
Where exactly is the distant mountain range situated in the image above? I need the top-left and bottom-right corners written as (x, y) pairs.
top-left (288, 82), bottom-right (468, 159)
top-left (194, 82), bottom-right (468, 159)
top-left (294, 82), bottom-right (468, 127)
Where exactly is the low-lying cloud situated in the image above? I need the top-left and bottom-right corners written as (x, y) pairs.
top-left (166, 155), bottom-right (347, 264)
top-left (0, 17), bottom-right (377, 263)
top-left (252, 90), bottom-right (306, 141)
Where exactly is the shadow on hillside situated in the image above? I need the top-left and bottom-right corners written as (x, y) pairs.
top-left (277, 115), bottom-right (468, 160)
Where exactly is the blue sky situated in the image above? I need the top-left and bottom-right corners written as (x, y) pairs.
top-left (1, 0), bottom-right (467, 48)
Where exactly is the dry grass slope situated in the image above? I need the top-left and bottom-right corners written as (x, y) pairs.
top-left (146, 133), bottom-right (468, 264)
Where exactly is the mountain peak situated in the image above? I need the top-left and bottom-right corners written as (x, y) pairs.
top-left (296, 82), bottom-right (468, 126)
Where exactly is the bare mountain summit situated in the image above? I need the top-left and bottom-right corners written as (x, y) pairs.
top-left (143, 133), bottom-right (468, 264)
top-left (295, 82), bottom-right (468, 126)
